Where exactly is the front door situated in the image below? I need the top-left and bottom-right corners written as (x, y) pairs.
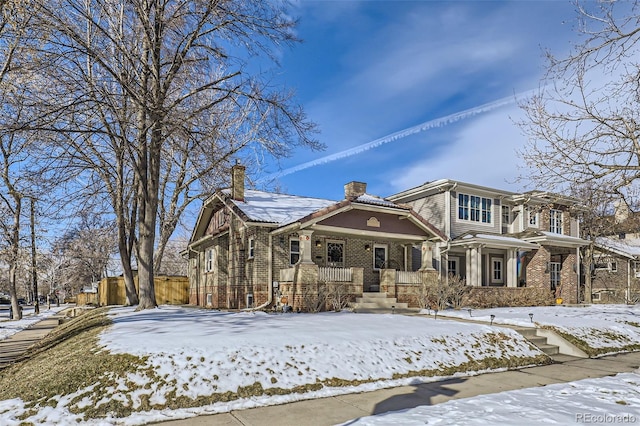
top-left (550, 262), bottom-right (561, 291)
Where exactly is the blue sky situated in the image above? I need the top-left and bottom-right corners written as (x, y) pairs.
top-left (256, 0), bottom-right (580, 201)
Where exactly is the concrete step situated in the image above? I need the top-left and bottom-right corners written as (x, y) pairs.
top-left (353, 301), bottom-right (409, 309)
top-left (512, 327), bottom-right (537, 338)
top-left (355, 297), bottom-right (398, 304)
top-left (538, 343), bottom-right (560, 356)
top-left (361, 292), bottom-right (388, 298)
top-left (353, 307), bottom-right (418, 314)
top-left (513, 327), bottom-right (561, 356)
top-left (527, 336), bottom-right (549, 346)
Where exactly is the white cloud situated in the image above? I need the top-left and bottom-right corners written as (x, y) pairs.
top-left (389, 104), bottom-right (533, 193)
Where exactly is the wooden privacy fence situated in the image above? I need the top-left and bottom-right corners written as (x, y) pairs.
top-left (98, 275), bottom-right (189, 306)
top-left (76, 292), bottom-right (98, 306)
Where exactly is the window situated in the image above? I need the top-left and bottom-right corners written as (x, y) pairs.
top-left (491, 257), bottom-right (503, 284)
top-left (448, 257), bottom-right (459, 277)
top-left (634, 261), bottom-right (640, 278)
top-left (528, 208), bottom-right (538, 227)
top-left (247, 294), bottom-right (254, 308)
top-left (289, 239), bottom-right (300, 265)
top-left (501, 206), bottom-right (511, 225)
top-left (549, 209), bottom-right (563, 234)
top-left (248, 237), bottom-right (255, 259)
top-left (594, 262), bottom-right (609, 271)
top-left (205, 247), bottom-right (216, 272)
top-left (458, 193), bottom-right (491, 223)
top-left (610, 262), bottom-right (617, 273)
top-left (327, 241), bottom-right (345, 267)
top-left (373, 244), bottom-right (388, 270)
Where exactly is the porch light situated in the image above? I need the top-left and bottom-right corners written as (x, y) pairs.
top-left (529, 313), bottom-right (534, 323)
top-left (365, 244), bottom-right (371, 252)
top-left (315, 240), bottom-right (322, 247)
top-left (392, 305), bottom-right (395, 314)
top-left (490, 314), bottom-right (495, 325)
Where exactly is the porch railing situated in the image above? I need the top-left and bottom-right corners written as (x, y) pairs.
top-left (396, 270), bottom-right (422, 284)
top-left (319, 266), bottom-right (352, 282)
top-left (279, 267), bottom-right (296, 282)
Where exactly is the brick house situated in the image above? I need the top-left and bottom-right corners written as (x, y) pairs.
top-left (388, 180), bottom-right (589, 304)
top-left (591, 235), bottom-right (640, 303)
top-left (186, 164), bottom-right (446, 310)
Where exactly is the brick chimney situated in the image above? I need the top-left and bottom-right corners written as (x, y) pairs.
top-left (344, 181), bottom-right (367, 199)
top-left (231, 161), bottom-right (245, 201)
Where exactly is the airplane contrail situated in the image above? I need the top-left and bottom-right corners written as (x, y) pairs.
top-left (260, 89), bottom-right (538, 182)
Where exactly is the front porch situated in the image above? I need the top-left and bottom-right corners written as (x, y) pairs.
top-left (277, 264), bottom-right (438, 311)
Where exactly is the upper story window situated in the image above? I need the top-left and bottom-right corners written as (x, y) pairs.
top-left (501, 205), bottom-right (511, 225)
top-left (458, 193), bottom-right (492, 224)
top-left (528, 208), bottom-right (538, 227)
top-left (205, 247), bottom-right (216, 272)
top-left (289, 239), bottom-right (300, 265)
top-left (549, 209), bottom-right (563, 234)
top-left (248, 237), bottom-right (255, 259)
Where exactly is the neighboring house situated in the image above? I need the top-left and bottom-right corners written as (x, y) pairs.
top-left (186, 164), bottom-right (446, 310)
top-left (592, 232), bottom-right (640, 304)
top-left (388, 180), bottom-right (589, 304)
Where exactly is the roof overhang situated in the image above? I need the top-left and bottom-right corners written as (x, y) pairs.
top-left (521, 233), bottom-right (589, 248)
top-left (450, 234), bottom-right (539, 250)
top-left (271, 201), bottom-right (446, 242)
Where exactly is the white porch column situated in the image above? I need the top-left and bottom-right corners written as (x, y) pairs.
top-left (466, 247), bottom-right (472, 285)
top-left (506, 249), bottom-right (517, 288)
top-left (299, 230), bottom-right (314, 264)
top-left (476, 245), bottom-right (483, 286)
top-left (469, 246), bottom-right (480, 287)
top-left (420, 241), bottom-right (434, 270)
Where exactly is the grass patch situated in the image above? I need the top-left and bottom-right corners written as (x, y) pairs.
top-left (0, 307), bottom-right (152, 420)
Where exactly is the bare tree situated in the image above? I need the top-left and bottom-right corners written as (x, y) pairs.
top-left (26, 0), bottom-right (321, 310)
top-left (519, 1), bottom-right (640, 210)
top-left (50, 213), bottom-right (118, 295)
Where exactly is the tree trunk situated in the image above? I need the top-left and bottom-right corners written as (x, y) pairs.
top-left (9, 194), bottom-right (22, 320)
top-left (583, 245), bottom-right (593, 304)
top-left (30, 198), bottom-right (39, 314)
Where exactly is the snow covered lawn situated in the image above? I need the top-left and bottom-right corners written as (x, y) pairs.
top-left (434, 304), bottom-right (640, 356)
top-left (0, 306), bottom-right (547, 425)
top-left (2, 304), bottom-right (639, 425)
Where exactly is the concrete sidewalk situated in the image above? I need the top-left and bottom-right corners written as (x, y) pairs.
top-left (0, 315), bottom-right (65, 369)
top-left (154, 351), bottom-right (640, 426)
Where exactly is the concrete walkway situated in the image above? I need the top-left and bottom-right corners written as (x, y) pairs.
top-left (0, 315), bottom-right (64, 369)
top-left (154, 352), bottom-right (640, 426)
